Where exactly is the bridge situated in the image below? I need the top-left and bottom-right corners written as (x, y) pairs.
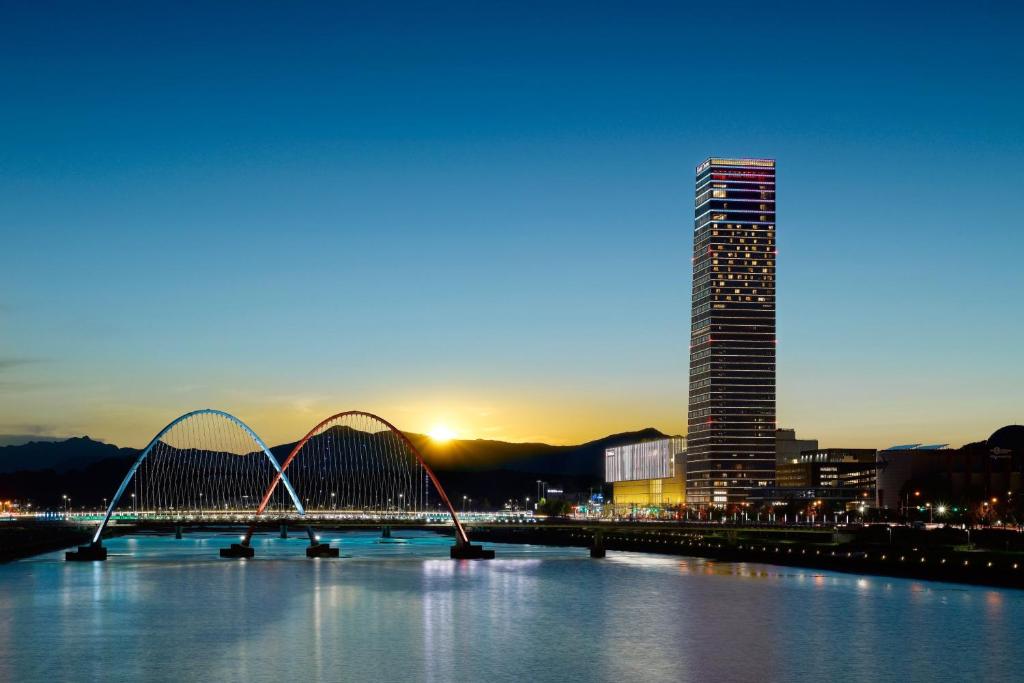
top-left (65, 409), bottom-right (493, 561)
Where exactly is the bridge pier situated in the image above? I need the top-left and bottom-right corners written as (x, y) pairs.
top-left (306, 542), bottom-right (339, 558)
top-left (305, 526), bottom-right (338, 558)
top-left (280, 524), bottom-right (288, 539)
top-left (220, 543), bottom-right (254, 558)
top-left (450, 536), bottom-right (495, 560)
top-left (66, 540), bottom-right (107, 562)
top-left (590, 530), bottom-right (606, 559)
top-left (175, 525), bottom-right (183, 540)
top-left (382, 525), bottom-right (391, 539)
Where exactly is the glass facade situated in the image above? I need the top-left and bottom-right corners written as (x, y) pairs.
top-left (687, 158), bottom-right (776, 506)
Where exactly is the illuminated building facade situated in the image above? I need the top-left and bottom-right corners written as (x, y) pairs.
top-left (605, 437), bottom-right (687, 507)
top-left (773, 448), bottom-right (877, 504)
top-left (687, 158), bottom-right (776, 506)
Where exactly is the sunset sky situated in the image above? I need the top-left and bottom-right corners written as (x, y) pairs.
top-left (2, 2), bottom-right (1023, 449)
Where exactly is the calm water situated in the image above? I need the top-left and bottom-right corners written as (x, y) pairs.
top-left (1, 530), bottom-right (1022, 682)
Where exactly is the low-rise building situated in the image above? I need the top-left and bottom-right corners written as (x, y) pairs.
top-left (874, 427), bottom-right (1024, 514)
top-left (605, 437), bottom-right (686, 507)
top-left (754, 447), bottom-right (876, 509)
top-left (777, 448), bottom-right (876, 489)
top-left (875, 444), bottom-right (951, 510)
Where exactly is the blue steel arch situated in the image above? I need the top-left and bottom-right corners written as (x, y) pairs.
top-left (92, 409), bottom-right (305, 544)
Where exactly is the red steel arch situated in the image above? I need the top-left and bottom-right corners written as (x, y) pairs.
top-left (242, 410), bottom-right (470, 546)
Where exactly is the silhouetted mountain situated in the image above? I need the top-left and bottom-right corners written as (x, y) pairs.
top-left (0, 436), bottom-right (138, 474)
top-left (408, 427), bottom-right (669, 478)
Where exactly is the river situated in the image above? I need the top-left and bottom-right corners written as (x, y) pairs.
top-left (0, 530), bottom-right (1020, 682)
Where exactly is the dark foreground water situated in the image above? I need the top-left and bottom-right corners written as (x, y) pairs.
top-left (1, 531), bottom-right (1022, 682)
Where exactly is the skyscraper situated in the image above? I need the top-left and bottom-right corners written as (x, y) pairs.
top-left (687, 158), bottom-right (776, 506)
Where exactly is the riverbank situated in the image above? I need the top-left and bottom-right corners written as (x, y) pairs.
top-left (0, 521), bottom-right (102, 562)
top-left (468, 525), bottom-right (1024, 589)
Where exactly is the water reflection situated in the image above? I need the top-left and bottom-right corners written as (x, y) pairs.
top-left (1, 531), bottom-right (1022, 682)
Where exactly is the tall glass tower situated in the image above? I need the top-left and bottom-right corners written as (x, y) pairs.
top-left (687, 158), bottom-right (776, 507)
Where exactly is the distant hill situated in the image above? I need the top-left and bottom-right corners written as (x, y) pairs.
top-left (408, 427), bottom-right (670, 478)
top-left (0, 436), bottom-right (138, 474)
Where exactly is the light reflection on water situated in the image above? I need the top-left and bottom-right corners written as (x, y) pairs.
top-left (1, 531), bottom-right (1022, 682)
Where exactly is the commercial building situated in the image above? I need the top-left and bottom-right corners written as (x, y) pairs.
top-left (777, 448), bottom-right (876, 486)
top-left (687, 157), bottom-right (777, 506)
top-left (874, 427), bottom-right (1024, 516)
top-left (770, 448), bottom-right (877, 507)
top-left (865, 427), bottom-right (1024, 513)
top-left (875, 444), bottom-right (951, 510)
top-left (605, 437), bottom-right (687, 507)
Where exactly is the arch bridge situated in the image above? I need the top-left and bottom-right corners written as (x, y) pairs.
top-left (66, 409), bottom-right (492, 561)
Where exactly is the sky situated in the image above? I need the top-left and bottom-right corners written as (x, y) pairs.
top-left (2, 1), bottom-right (1023, 449)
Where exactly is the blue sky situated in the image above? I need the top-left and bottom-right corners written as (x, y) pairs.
top-left (2, 1), bottom-right (1022, 447)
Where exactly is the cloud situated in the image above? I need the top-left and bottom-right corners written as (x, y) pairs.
top-left (0, 434), bottom-right (68, 446)
top-left (0, 357), bottom-right (41, 371)
top-left (0, 419), bottom-right (71, 445)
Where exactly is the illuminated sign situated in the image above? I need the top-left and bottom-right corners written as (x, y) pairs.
top-left (697, 158), bottom-right (774, 174)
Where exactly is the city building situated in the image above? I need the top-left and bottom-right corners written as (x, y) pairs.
top-left (687, 157), bottom-right (777, 506)
top-left (605, 437), bottom-right (687, 508)
top-left (776, 428), bottom-right (818, 466)
top-left (874, 427), bottom-right (1024, 512)
top-left (767, 448), bottom-right (877, 507)
top-left (875, 444), bottom-right (951, 510)
top-left (777, 448), bottom-right (876, 486)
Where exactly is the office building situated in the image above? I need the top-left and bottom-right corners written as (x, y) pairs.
top-left (775, 447), bottom-right (877, 499)
top-left (687, 157), bottom-right (777, 506)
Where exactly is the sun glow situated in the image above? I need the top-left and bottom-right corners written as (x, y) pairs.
top-left (428, 424), bottom-right (457, 443)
